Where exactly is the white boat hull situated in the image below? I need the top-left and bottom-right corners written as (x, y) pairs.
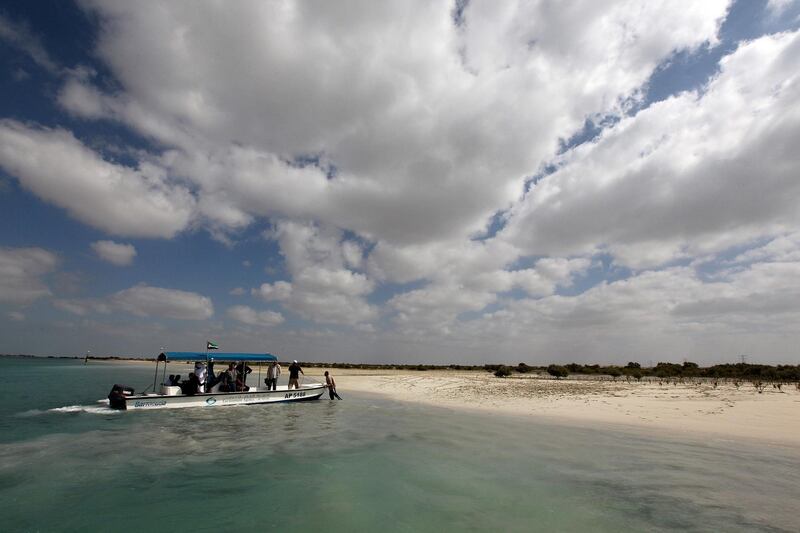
top-left (116, 384), bottom-right (326, 410)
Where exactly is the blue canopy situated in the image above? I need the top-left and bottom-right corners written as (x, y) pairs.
top-left (160, 351), bottom-right (277, 362)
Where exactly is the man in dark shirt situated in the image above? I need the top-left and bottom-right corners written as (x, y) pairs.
top-left (288, 360), bottom-right (303, 389)
top-left (181, 373), bottom-right (200, 396)
top-left (235, 362), bottom-right (252, 391)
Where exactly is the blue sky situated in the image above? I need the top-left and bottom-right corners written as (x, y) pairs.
top-left (1, 0), bottom-right (799, 364)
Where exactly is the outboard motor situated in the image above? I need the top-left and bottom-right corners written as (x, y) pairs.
top-left (108, 384), bottom-right (135, 410)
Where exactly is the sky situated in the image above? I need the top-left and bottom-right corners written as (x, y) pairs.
top-left (1, 0), bottom-right (799, 364)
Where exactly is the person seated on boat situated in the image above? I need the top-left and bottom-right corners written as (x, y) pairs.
top-left (165, 374), bottom-right (181, 387)
top-left (194, 362), bottom-right (207, 393)
top-left (235, 362), bottom-right (252, 389)
top-left (235, 371), bottom-right (250, 392)
top-left (180, 373), bottom-right (201, 396)
top-left (217, 363), bottom-right (236, 392)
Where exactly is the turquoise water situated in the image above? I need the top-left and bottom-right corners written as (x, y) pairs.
top-left (0, 357), bottom-right (798, 532)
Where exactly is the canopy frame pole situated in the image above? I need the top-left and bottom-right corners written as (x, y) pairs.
top-left (151, 358), bottom-right (160, 393)
top-left (205, 347), bottom-right (209, 393)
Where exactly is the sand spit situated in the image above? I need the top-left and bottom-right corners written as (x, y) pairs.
top-left (83, 359), bottom-right (799, 447)
top-left (320, 369), bottom-right (800, 448)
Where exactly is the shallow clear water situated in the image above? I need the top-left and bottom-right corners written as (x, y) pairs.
top-left (0, 357), bottom-right (798, 532)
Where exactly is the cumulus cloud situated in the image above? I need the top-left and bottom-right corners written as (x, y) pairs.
top-left (252, 281), bottom-right (292, 301)
top-left (91, 240), bottom-right (137, 266)
top-left (435, 257), bottom-right (800, 362)
top-left (501, 30), bottom-right (800, 269)
top-left (387, 256), bottom-right (591, 334)
top-left (227, 305), bottom-right (284, 327)
top-left (730, 233), bottom-right (800, 264)
top-left (254, 221), bottom-right (377, 325)
top-left (110, 284), bottom-right (213, 320)
top-left (0, 120), bottom-right (195, 238)
top-left (10, 1), bottom-right (800, 362)
top-left (60, 0), bottom-right (729, 246)
top-left (0, 247), bottom-right (58, 304)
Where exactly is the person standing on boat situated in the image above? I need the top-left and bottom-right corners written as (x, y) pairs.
top-left (265, 360), bottom-right (281, 391)
top-left (324, 371), bottom-right (342, 400)
top-left (288, 360), bottom-right (303, 389)
top-left (219, 363), bottom-right (236, 392)
top-left (235, 362), bottom-right (252, 391)
top-left (194, 362), bottom-right (207, 393)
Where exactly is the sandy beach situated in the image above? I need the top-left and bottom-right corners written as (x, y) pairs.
top-left (316, 368), bottom-right (800, 448)
top-left (87, 359), bottom-right (799, 447)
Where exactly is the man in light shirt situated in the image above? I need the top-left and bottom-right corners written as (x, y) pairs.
top-left (194, 362), bottom-right (207, 393)
top-left (265, 360), bottom-right (281, 390)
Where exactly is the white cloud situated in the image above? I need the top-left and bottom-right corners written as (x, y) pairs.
top-left (229, 287), bottom-right (246, 296)
top-left (58, 77), bottom-right (110, 119)
top-left (110, 284), bottom-right (213, 320)
top-left (0, 120), bottom-right (196, 238)
top-left (731, 233), bottom-right (800, 264)
top-left (227, 305), bottom-right (284, 327)
top-left (91, 240), bottom-right (137, 266)
top-left (341, 240), bottom-right (364, 270)
top-left (252, 281), bottom-right (292, 302)
top-left (0, 247), bottom-right (58, 304)
top-left (13, 1), bottom-right (800, 363)
top-left (440, 258), bottom-right (800, 362)
top-left (387, 256), bottom-right (591, 334)
top-left (64, 0), bottom-right (729, 246)
top-left (260, 221), bottom-right (377, 325)
top-left (502, 30), bottom-right (800, 269)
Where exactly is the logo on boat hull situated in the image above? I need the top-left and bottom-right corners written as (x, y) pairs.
top-left (133, 400), bottom-right (167, 408)
top-left (206, 397), bottom-right (217, 405)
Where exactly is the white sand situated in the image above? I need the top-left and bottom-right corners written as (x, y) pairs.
top-left (316, 369), bottom-right (800, 448)
top-left (91, 360), bottom-right (799, 447)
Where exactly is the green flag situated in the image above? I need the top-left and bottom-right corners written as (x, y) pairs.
top-left (206, 341), bottom-right (219, 350)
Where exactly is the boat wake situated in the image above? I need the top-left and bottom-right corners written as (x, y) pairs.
top-left (16, 405), bottom-right (119, 416)
top-left (51, 404), bottom-right (119, 415)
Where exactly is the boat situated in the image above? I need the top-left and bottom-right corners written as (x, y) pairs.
top-left (105, 352), bottom-right (326, 410)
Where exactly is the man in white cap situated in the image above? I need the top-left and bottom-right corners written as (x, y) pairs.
top-left (288, 360), bottom-right (303, 389)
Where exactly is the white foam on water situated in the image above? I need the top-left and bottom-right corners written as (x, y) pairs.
top-left (48, 405), bottom-right (119, 415)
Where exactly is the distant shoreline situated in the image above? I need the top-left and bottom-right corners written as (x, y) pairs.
top-left (3, 353), bottom-right (798, 381)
